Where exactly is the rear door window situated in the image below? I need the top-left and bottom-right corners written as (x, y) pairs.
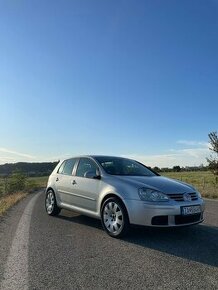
top-left (58, 158), bottom-right (77, 175)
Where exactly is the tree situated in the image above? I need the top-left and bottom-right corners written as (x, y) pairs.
top-left (153, 166), bottom-right (161, 173)
top-left (173, 165), bottom-right (181, 172)
top-left (207, 131), bottom-right (218, 175)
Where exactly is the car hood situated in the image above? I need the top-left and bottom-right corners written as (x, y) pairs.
top-left (114, 175), bottom-right (194, 194)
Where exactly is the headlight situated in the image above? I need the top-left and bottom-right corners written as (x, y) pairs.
top-left (187, 184), bottom-right (202, 198)
top-left (196, 191), bottom-right (202, 198)
top-left (138, 188), bottom-right (169, 202)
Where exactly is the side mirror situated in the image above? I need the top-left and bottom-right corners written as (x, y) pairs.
top-left (84, 170), bottom-right (101, 179)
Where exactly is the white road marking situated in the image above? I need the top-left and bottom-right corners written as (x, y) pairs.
top-left (0, 193), bottom-right (40, 290)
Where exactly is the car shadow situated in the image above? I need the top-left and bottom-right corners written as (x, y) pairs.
top-left (56, 210), bottom-right (218, 268)
top-left (123, 224), bottom-right (218, 268)
top-left (56, 210), bottom-right (103, 229)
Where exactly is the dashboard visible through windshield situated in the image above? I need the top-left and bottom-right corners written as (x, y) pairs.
top-left (95, 157), bottom-right (156, 176)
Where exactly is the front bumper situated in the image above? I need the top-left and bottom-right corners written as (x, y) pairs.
top-left (124, 198), bottom-right (205, 227)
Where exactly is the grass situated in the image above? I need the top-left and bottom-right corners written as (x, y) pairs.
top-left (0, 192), bottom-right (28, 216)
top-left (0, 175), bottom-right (48, 216)
top-left (26, 176), bottom-right (48, 188)
top-left (161, 171), bottom-right (218, 199)
top-left (0, 176), bottom-right (48, 194)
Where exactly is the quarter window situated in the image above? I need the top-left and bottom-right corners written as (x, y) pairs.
top-left (60, 158), bottom-right (77, 175)
top-left (57, 161), bottom-right (66, 174)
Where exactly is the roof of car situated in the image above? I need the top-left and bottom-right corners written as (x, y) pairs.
top-left (90, 155), bottom-right (129, 159)
top-left (59, 155), bottom-right (133, 162)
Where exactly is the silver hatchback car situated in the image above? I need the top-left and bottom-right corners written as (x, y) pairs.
top-left (45, 155), bottom-right (205, 238)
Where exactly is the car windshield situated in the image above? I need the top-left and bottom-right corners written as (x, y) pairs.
top-left (95, 157), bottom-right (156, 176)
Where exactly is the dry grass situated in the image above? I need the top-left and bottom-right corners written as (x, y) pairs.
top-left (0, 192), bottom-right (28, 216)
top-left (161, 171), bottom-right (218, 199)
top-left (0, 175), bottom-right (48, 216)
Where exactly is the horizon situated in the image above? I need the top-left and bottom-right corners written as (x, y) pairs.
top-left (0, 157), bottom-right (210, 170)
top-left (0, 150), bottom-right (211, 169)
top-left (0, 1), bottom-right (217, 168)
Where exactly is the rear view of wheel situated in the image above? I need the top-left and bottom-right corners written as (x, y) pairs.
top-left (45, 190), bottom-right (61, 216)
top-left (101, 197), bottom-right (129, 238)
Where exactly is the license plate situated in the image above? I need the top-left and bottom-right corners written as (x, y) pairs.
top-left (181, 205), bottom-right (201, 215)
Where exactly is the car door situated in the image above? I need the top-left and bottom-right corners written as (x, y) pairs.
top-left (55, 158), bottom-right (78, 205)
top-left (71, 157), bottom-right (101, 212)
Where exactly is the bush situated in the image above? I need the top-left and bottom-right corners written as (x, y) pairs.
top-left (6, 171), bottom-right (27, 194)
top-left (25, 180), bottom-right (39, 193)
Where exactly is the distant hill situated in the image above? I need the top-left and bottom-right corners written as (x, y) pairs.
top-left (0, 162), bottom-right (58, 177)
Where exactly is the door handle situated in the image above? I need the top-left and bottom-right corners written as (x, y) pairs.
top-left (56, 177), bottom-right (59, 182)
top-left (72, 180), bottom-right (77, 185)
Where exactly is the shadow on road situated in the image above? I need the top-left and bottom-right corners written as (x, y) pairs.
top-left (124, 224), bottom-right (218, 268)
top-left (57, 211), bottom-right (218, 268)
top-left (57, 211), bottom-right (103, 229)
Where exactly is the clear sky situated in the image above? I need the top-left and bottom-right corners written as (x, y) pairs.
top-left (0, 0), bottom-right (217, 167)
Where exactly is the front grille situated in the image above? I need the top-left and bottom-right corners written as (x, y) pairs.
top-left (175, 213), bottom-right (201, 225)
top-left (167, 192), bottom-right (198, 202)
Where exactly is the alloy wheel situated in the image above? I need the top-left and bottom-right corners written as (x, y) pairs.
top-left (45, 191), bottom-right (55, 214)
top-left (103, 201), bottom-right (124, 235)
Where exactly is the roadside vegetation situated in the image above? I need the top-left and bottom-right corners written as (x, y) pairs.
top-left (0, 172), bottom-right (48, 216)
top-left (207, 131), bottom-right (218, 175)
top-left (160, 131), bottom-right (218, 199)
top-left (161, 171), bottom-right (218, 199)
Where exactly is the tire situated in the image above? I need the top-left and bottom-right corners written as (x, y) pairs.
top-left (45, 189), bottom-right (61, 216)
top-left (101, 197), bottom-right (129, 238)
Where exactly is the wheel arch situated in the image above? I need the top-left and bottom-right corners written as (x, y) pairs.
top-left (46, 187), bottom-right (54, 193)
top-left (100, 193), bottom-right (130, 221)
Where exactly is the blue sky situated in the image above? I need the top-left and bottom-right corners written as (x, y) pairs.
top-left (0, 0), bottom-right (217, 167)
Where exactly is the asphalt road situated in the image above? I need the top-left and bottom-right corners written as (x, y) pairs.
top-left (0, 191), bottom-right (218, 290)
